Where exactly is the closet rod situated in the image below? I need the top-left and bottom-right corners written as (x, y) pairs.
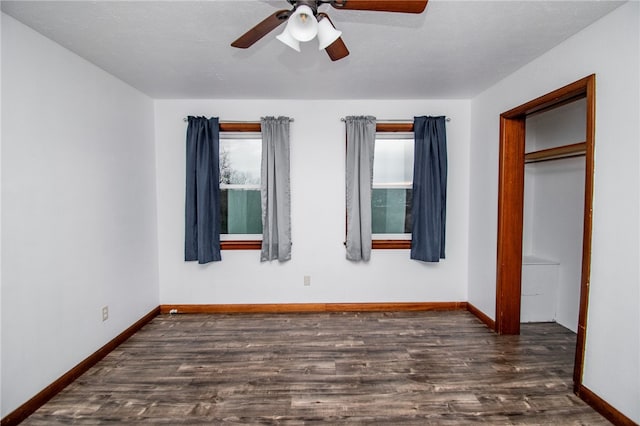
top-left (525, 153), bottom-right (585, 164)
top-left (525, 141), bottom-right (586, 164)
top-left (182, 117), bottom-right (294, 122)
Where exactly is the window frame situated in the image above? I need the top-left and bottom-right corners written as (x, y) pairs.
top-left (219, 122), bottom-right (262, 251)
top-left (372, 122), bottom-right (414, 250)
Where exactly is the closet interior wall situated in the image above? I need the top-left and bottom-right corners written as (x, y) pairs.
top-left (522, 99), bottom-right (587, 332)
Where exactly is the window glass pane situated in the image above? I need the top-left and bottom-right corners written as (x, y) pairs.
top-left (220, 189), bottom-right (262, 234)
top-left (373, 138), bottom-right (413, 185)
top-left (372, 188), bottom-right (413, 234)
top-left (372, 135), bottom-right (413, 237)
top-left (219, 136), bottom-right (262, 236)
top-left (220, 138), bottom-right (261, 185)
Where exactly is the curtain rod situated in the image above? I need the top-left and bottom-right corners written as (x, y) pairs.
top-left (183, 117), bottom-right (294, 122)
top-left (340, 117), bottom-right (451, 122)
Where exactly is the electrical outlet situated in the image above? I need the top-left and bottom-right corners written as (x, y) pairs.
top-left (304, 275), bottom-right (311, 286)
top-left (102, 306), bottom-right (109, 322)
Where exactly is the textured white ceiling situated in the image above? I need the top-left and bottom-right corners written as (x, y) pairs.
top-left (1, 0), bottom-right (624, 99)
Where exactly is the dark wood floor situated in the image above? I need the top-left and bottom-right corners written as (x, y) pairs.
top-left (23, 311), bottom-right (609, 425)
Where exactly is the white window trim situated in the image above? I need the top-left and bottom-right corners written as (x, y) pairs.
top-left (220, 234), bottom-right (262, 241)
top-left (375, 131), bottom-right (413, 140)
top-left (220, 132), bottom-right (262, 139)
top-left (220, 184), bottom-right (261, 190)
top-left (372, 233), bottom-right (412, 240)
top-left (372, 182), bottom-right (411, 189)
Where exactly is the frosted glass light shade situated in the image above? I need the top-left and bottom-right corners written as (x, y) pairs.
top-left (317, 17), bottom-right (342, 50)
top-left (276, 24), bottom-right (301, 52)
top-left (288, 5), bottom-right (318, 42)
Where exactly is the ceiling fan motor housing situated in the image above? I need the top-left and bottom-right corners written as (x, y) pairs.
top-left (292, 1), bottom-right (320, 15)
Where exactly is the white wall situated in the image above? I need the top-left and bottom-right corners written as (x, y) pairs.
top-left (1, 14), bottom-right (159, 417)
top-left (155, 99), bottom-right (470, 305)
top-left (468, 2), bottom-right (639, 422)
top-left (0, 9), bottom-right (4, 411)
top-left (525, 99), bottom-right (587, 152)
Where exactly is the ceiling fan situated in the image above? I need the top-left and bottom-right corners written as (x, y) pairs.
top-left (231, 0), bottom-right (429, 61)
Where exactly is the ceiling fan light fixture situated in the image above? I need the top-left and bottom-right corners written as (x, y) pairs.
top-left (230, 0), bottom-right (429, 61)
top-left (287, 5), bottom-right (318, 42)
top-left (276, 24), bottom-right (301, 52)
top-left (316, 16), bottom-right (342, 50)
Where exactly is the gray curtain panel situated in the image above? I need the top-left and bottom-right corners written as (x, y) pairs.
top-left (345, 116), bottom-right (376, 261)
top-left (260, 116), bottom-right (292, 262)
top-left (411, 116), bottom-right (447, 262)
top-left (185, 116), bottom-right (222, 264)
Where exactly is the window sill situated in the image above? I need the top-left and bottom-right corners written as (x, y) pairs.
top-left (221, 241), bottom-right (262, 250)
top-left (372, 240), bottom-right (412, 250)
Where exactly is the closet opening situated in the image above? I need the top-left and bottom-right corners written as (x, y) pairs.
top-left (521, 98), bottom-right (586, 333)
top-left (495, 75), bottom-right (595, 390)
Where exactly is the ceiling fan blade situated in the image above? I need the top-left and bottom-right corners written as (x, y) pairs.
top-left (231, 9), bottom-right (291, 49)
top-left (331, 0), bottom-right (428, 13)
top-left (326, 37), bottom-right (350, 61)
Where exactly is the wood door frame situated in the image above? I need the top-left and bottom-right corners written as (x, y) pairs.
top-left (495, 74), bottom-right (595, 389)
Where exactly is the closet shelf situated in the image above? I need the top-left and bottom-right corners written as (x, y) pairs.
top-left (525, 141), bottom-right (586, 164)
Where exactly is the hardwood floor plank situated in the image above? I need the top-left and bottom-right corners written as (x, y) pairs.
top-left (21, 311), bottom-right (611, 425)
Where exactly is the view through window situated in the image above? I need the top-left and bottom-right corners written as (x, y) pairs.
top-left (219, 133), bottom-right (262, 241)
top-left (372, 132), bottom-right (414, 241)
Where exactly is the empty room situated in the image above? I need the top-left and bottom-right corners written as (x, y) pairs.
top-left (1, 0), bottom-right (638, 424)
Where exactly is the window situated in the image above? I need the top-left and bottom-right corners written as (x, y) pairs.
top-left (372, 123), bottom-right (414, 249)
top-left (219, 123), bottom-right (262, 250)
